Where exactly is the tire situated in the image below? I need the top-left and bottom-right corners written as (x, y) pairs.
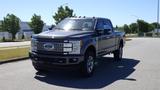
top-left (32, 62), bottom-right (45, 72)
top-left (114, 45), bottom-right (123, 61)
top-left (80, 50), bottom-right (95, 77)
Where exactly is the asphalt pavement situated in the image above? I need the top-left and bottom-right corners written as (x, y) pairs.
top-left (0, 38), bottom-right (160, 90)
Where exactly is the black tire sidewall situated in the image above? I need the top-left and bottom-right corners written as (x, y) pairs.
top-left (114, 46), bottom-right (123, 61)
top-left (81, 50), bottom-right (95, 77)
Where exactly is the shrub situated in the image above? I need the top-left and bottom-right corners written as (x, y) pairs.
top-left (2, 37), bottom-right (5, 42)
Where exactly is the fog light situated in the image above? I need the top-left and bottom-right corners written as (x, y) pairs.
top-left (69, 58), bottom-right (78, 63)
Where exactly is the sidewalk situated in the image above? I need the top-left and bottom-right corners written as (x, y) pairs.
top-left (0, 41), bottom-right (30, 48)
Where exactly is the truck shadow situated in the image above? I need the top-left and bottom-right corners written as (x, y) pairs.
top-left (34, 57), bottom-right (140, 89)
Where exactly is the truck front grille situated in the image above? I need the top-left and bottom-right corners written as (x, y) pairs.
top-left (37, 42), bottom-right (63, 52)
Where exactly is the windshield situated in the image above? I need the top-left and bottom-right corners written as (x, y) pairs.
top-left (55, 18), bottom-right (95, 31)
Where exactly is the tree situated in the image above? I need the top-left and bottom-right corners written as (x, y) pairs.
top-left (148, 24), bottom-right (154, 32)
top-left (129, 23), bottom-right (138, 33)
top-left (53, 6), bottom-right (75, 24)
top-left (29, 14), bottom-right (44, 34)
top-left (151, 22), bottom-right (160, 29)
top-left (1, 14), bottom-right (20, 39)
top-left (0, 21), bottom-right (2, 32)
top-left (137, 20), bottom-right (150, 33)
top-left (123, 24), bottom-right (131, 34)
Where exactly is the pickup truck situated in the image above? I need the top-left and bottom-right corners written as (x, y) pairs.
top-left (29, 17), bottom-right (125, 77)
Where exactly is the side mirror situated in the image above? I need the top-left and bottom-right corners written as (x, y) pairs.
top-left (104, 25), bottom-right (112, 34)
top-left (96, 28), bottom-right (104, 34)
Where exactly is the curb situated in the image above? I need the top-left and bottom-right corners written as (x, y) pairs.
top-left (0, 57), bottom-right (29, 65)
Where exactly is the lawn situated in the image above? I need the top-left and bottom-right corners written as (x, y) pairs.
top-left (0, 46), bottom-right (30, 62)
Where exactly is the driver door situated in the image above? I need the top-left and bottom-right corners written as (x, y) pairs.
top-left (96, 19), bottom-right (110, 55)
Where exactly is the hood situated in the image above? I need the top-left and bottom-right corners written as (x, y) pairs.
top-left (37, 30), bottom-right (94, 39)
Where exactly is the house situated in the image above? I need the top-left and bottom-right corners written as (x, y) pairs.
top-left (0, 21), bottom-right (13, 40)
top-left (0, 20), bottom-right (50, 40)
top-left (16, 21), bottom-right (50, 40)
top-left (0, 32), bottom-right (12, 40)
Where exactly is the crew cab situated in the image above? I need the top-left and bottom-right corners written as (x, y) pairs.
top-left (29, 17), bottom-right (125, 77)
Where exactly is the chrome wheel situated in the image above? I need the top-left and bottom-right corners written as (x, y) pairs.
top-left (81, 50), bottom-right (95, 77)
top-left (87, 56), bottom-right (94, 73)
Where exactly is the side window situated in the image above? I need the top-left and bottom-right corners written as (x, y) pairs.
top-left (103, 19), bottom-right (113, 34)
top-left (96, 19), bottom-right (104, 30)
top-left (103, 20), bottom-right (112, 30)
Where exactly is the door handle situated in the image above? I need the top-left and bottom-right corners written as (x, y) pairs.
top-left (105, 37), bottom-right (110, 39)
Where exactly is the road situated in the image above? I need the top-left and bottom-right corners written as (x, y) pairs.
top-left (0, 41), bottom-right (30, 48)
top-left (0, 38), bottom-right (160, 90)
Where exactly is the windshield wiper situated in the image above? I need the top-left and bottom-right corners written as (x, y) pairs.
top-left (54, 27), bottom-right (64, 30)
top-left (70, 29), bottom-right (82, 30)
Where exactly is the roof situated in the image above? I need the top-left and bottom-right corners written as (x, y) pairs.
top-left (67, 17), bottom-right (110, 20)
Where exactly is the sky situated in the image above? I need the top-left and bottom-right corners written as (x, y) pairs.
top-left (0, 0), bottom-right (158, 26)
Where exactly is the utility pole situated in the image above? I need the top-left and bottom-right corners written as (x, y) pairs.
top-left (157, 0), bottom-right (159, 36)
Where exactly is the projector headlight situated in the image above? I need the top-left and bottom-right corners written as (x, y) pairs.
top-left (63, 43), bottom-right (72, 47)
top-left (68, 41), bottom-right (81, 54)
top-left (63, 43), bottom-right (72, 52)
top-left (31, 38), bottom-right (38, 51)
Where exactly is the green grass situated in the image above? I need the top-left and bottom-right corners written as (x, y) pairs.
top-left (0, 46), bottom-right (30, 62)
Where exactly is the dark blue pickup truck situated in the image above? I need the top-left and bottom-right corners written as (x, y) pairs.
top-left (29, 17), bottom-right (125, 77)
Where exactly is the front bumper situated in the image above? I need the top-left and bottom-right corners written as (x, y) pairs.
top-left (29, 51), bottom-right (84, 70)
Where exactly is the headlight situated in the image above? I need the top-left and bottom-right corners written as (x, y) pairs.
top-left (63, 48), bottom-right (72, 52)
top-left (31, 38), bottom-right (38, 51)
top-left (63, 43), bottom-right (72, 52)
top-left (63, 43), bottom-right (72, 47)
top-left (68, 41), bottom-right (81, 54)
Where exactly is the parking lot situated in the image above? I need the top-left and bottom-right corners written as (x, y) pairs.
top-left (0, 38), bottom-right (160, 90)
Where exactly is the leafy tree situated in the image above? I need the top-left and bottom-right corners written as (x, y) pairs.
top-left (151, 22), bottom-right (160, 29)
top-left (123, 24), bottom-right (131, 34)
top-left (137, 20), bottom-right (150, 33)
top-left (148, 24), bottom-right (154, 32)
top-left (53, 6), bottom-right (75, 24)
top-left (129, 23), bottom-right (138, 33)
top-left (0, 21), bottom-right (2, 32)
top-left (1, 14), bottom-right (20, 39)
top-left (117, 26), bottom-right (124, 32)
top-left (29, 14), bottom-right (44, 34)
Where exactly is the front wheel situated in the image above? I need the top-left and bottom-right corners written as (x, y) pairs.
top-left (80, 51), bottom-right (95, 77)
top-left (32, 62), bottom-right (46, 72)
top-left (114, 45), bottom-right (123, 61)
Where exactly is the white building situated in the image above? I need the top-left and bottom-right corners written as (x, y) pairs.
top-left (0, 20), bottom-right (50, 40)
top-left (42, 23), bottom-right (50, 32)
top-left (0, 32), bottom-right (12, 40)
top-left (0, 21), bottom-right (12, 40)
top-left (16, 22), bottom-right (50, 40)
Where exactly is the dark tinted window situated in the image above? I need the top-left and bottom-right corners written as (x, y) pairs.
top-left (104, 19), bottom-right (113, 30)
top-left (96, 19), bottom-right (104, 30)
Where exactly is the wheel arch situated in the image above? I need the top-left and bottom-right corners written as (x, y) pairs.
top-left (119, 39), bottom-right (124, 48)
top-left (84, 45), bottom-right (96, 56)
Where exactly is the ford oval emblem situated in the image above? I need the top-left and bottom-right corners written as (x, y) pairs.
top-left (43, 43), bottom-right (54, 51)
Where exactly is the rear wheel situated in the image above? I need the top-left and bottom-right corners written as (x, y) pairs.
top-left (80, 50), bottom-right (95, 77)
top-left (114, 45), bottom-right (123, 61)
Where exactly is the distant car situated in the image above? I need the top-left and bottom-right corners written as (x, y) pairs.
top-left (29, 17), bottom-right (125, 77)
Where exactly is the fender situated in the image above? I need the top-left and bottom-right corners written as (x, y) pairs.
top-left (81, 38), bottom-right (97, 56)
